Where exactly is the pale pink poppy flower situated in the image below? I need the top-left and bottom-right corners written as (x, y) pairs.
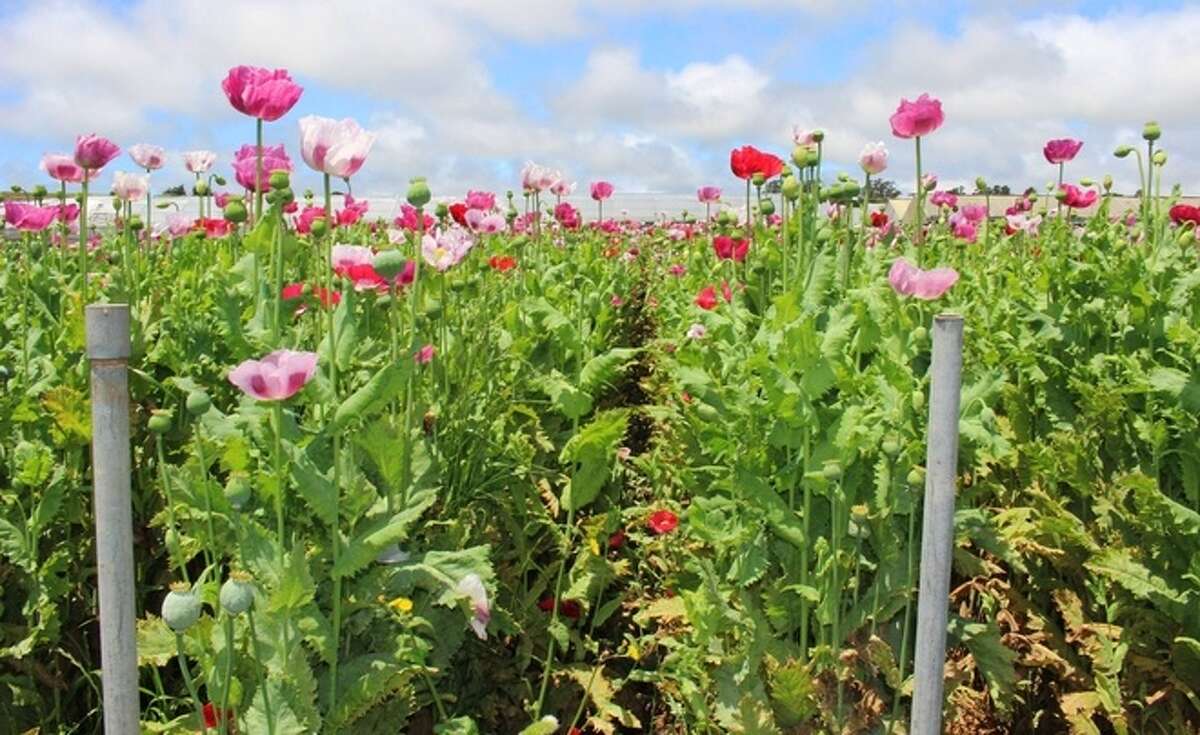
top-left (549, 179), bottom-right (575, 197)
top-left (858, 142), bottom-right (888, 175)
top-left (298, 115), bottom-right (376, 179)
top-left (183, 150), bottom-right (218, 174)
top-left (4, 201), bottom-right (58, 231)
top-left (687, 323), bottom-right (707, 340)
top-left (792, 127), bottom-right (818, 146)
top-left (697, 186), bottom-right (721, 203)
top-left (331, 244), bottom-right (374, 274)
top-left (1007, 213), bottom-right (1041, 235)
top-left (41, 153), bottom-right (85, 183)
top-left (129, 144), bottom-right (166, 170)
top-left (455, 574), bottom-right (490, 640)
top-left (888, 258), bottom-right (958, 300)
top-left (466, 209), bottom-right (506, 233)
top-left (112, 171), bottom-right (150, 202)
top-left (520, 162), bottom-right (560, 192)
top-left (921, 173), bottom-right (938, 191)
top-left (421, 226), bottom-right (474, 271)
top-left (228, 350), bottom-right (318, 401)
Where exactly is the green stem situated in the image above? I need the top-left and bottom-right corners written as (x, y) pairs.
top-left (913, 136), bottom-right (924, 249)
top-left (534, 504), bottom-right (577, 719)
top-left (79, 175), bottom-right (89, 304)
top-left (220, 615), bottom-right (235, 735)
top-left (175, 632), bottom-right (209, 735)
top-left (246, 609), bottom-right (276, 735)
top-left (255, 118), bottom-right (264, 222)
top-left (420, 669), bottom-right (449, 721)
top-left (156, 435), bottom-right (190, 583)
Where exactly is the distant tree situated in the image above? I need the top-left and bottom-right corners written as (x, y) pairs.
top-left (866, 178), bottom-right (901, 202)
top-left (764, 179), bottom-right (782, 194)
top-left (948, 185), bottom-right (966, 195)
top-left (162, 184), bottom-right (186, 196)
top-left (974, 183), bottom-right (1011, 195)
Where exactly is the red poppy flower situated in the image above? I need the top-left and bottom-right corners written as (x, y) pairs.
top-left (608, 529), bottom-right (626, 550)
top-left (449, 202), bottom-right (468, 227)
top-left (203, 703), bottom-right (235, 731)
top-left (1170, 204), bottom-right (1200, 227)
top-left (648, 509), bottom-right (678, 535)
top-left (695, 285), bottom-right (718, 310)
top-left (730, 145), bottom-right (784, 180)
top-left (537, 596), bottom-right (555, 612)
top-left (712, 235), bottom-right (750, 262)
top-left (569, 728), bottom-right (583, 735)
top-left (721, 280), bottom-right (733, 303)
top-left (559, 599), bottom-right (582, 619)
top-left (870, 211), bottom-right (889, 228)
top-left (489, 255), bottom-right (517, 272)
top-left (281, 283), bottom-right (305, 301)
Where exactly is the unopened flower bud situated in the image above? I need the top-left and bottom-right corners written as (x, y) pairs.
top-left (1103, 175), bottom-right (1113, 192)
top-left (1079, 177), bottom-right (1094, 187)
top-left (268, 170), bottom-right (290, 191)
top-left (194, 181), bottom-right (210, 196)
top-left (185, 391), bottom-right (211, 416)
top-left (781, 177), bottom-right (801, 201)
top-left (32, 185), bottom-right (47, 199)
top-left (906, 467), bottom-right (925, 488)
top-left (1152, 150), bottom-right (1167, 166)
top-left (759, 198), bottom-right (775, 215)
top-left (148, 409), bottom-right (172, 434)
top-left (406, 177), bottom-right (431, 208)
top-left (975, 177), bottom-right (987, 192)
top-left (1142, 121), bottom-right (1161, 141)
top-left (224, 473), bottom-right (251, 510)
top-left (435, 201), bottom-right (449, 219)
top-left (224, 200), bottom-right (247, 223)
top-left (129, 215), bottom-right (144, 231)
top-left (822, 461), bottom-right (842, 481)
top-left (310, 217), bottom-right (328, 238)
top-left (811, 129), bottom-right (825, 143)
top-left (1113, 145), bottom-right (1133, 159)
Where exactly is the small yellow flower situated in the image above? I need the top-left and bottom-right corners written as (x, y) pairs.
top-left (388, 596), bottom-right (414, 614)
top-left (626, 640), bottom-right (642, 661)
top-left (588, 537), bottom-right (601, 556)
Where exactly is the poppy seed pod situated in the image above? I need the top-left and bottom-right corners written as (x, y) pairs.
top-left (310, 217), bottom-right (328, 238)
top-left (975, 177), bottom-right (987, 192)
top-left (219, 572), bottom-right (255, 616)
top-left (751, 172), bottom-right (766, 187)
top-left (129, 215), bottom-right (144, 231)
top-left (435, 201), bottom-right (449, 219)
top-left (759, 199), bottom-right (775, 215)
top-left (906, 467), bottom-right (925, 488)
top-left (1142, 121), bottom-right (1161, 141)
top-left (148, 409), bottom-right (172, 434)
top-left (224, 473), bottom-right (252, 510)
top-left (373, 249), bottom-right (407, 280)
top-left (1153, 150), bottom-right (1167, 166)
top-left (791, 145), bottom-right (809, 168)
top-left (185, 391), bottom-right (211, 416)
top-left (111, 197), bottom-right (122, 211)
top-left (268, 170), bottom-right (290, 191)
top-left (881, 439), bottom-right (900, 457)
top-left (224, 200), bottom-right (248, 223)
top-left (912, 390), bottom-right (925, 411)
top-left (781, 177), bottom-right (801, 201)
top-left (406, 177), bottom-right (431, 208)
top-left (195, 181), bottom-right (210, 196)
top-left (162, 582), bottom-right (202, 632)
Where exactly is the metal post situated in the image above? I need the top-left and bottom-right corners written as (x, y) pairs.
top-left (909, 313), bottom-right (964, 735)
top-left (86, 304), bottom-right (140, 733)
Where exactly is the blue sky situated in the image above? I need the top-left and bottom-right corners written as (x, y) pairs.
top-left (1, 0), bottom-right (1196, 197)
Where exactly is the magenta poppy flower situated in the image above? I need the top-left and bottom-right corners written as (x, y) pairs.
top-left (889, 94), bottom-right (944, 139)
top-left (465, 190), bottom-right (495, 211)
top-left (697, 185), bottom-right (721, 203)
top-left (232, 143), bottom-right (292, 193)
top-left (41, 153), bottom-right (85, 183)
top-left (695, 285), bottom-right (718, 310)
top-left (129, 143), bottom-right (166, 171)
top-left (1043, 138), bottom-right (1083, 165)
top-left (929, 191), bottom-right (958, 209)
top-left (4, 202), bottom-right (58, 232)
top-left (74, 134), bottom-right (121, 173)
top-left (590, 181), bottom-right (614, 201)
top-left (1059, 184), bottom-right (1098, 209)
top-left (414, 344), bottom-right (436, 365)
top-left (221, 66), bottom-right (304, 122)
top-left (336, 195), bottom-right (369, 227)
top-left (554, 202), bottom-right (581, 229)
top-left (888, 258), bottom-right (958, 300)
top-left (228, 350), bottom-right (318, 401)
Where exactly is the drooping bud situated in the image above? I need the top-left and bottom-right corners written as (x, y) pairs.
top-left (1113, 145), bottom-right (1133, 159)
top-left (406, 177), bottom-right (431, 208)
top-left (1142, 121), bottom-right (1161, 141)
top-left (162, 582), bottom-right (202, 632)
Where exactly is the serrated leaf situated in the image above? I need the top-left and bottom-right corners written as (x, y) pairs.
top-left (332, 488), bottom-right (435, 579)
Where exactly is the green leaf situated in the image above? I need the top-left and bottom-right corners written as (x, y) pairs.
top-left (332, 489), bottom-right (436, 579)
top-left (289, 442), bottom-right (338, 527)
top-left (560, 410), bottom-right (628, 511)
top-left (517, 716), bottom-right (561, 735)
top-left (333, 361), bottom-right (411, 431)
top-left (578, 347), bottom-right (638, 396)
top-left (769, 659), bottom-right (817, 727)
top-left (1085, 547), bottom-right (1186, 613)
top-left (537, 370), bottom-right (593, 421)
top-left (0, 517), bottom-right (31, 568)
top-left (326, 654), bottom-right (413, 729)
top-left (435, 717), bottom-right (481, 735)
top-left (1171, 637), bottom-right (1200, 692)
top-left (949, 616), bottom-right (1018, 712)
top-left (267, 544), bottom-right (316, 612)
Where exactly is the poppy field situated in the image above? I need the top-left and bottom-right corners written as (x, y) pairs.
top-left (3, 65), bottom-right (1200, 734)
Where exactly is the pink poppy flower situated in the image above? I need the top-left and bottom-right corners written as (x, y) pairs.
top-left (648, 509), bottom-right (679, 535)
top-left (414, 344), bottom-right (436, 365)
top-left (112, 171), bottom-right (149, 202)
top-left (455, 574), bottom-right (490, 640)
top-left (183, 150), bottom-right (217, 174)
top-left (888, 258), bottom-right (958, 300)
top-left (336, 195), bottom-right (369, 227)
top-left (712, 235), bottom-right (749, 262)
top-left (930, 191), bottom-right (957, 209)
top-left (697, 185), bottom-right (721, 203)
top-left (859, 142), bottom-right (888, 175)
top-left (1059, 184), bottom-right (1097, 209)
top-left (228, 350), bottom-right (318, 401)
top-left (554, 202), bottom-right (581, 229)
top-left (4, 201), bottom-right (58, 232)
top-left (590, 181), bottom-right (614, 201)
top-left (889, 94), bottom-right (944, 139)
top-left (232, 143), bottom-right (292, 193)
top-left (221, 66), bottom-right (304, 122)
top-left (465, 190), bottom-right (495, 211)
top-left (74, 134), bottom-right (121, 173)
top-left (298, 115), bottom-right (375, 179)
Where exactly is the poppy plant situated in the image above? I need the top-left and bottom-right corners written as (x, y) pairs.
top-left (648, 509), bottom-right (679, 535)
top-left (712, 235), bottom-right (749, 262)
top-left (889, 94), bottom-right (944, 243)
top-left (228, 350), bottom-right (318, 401)
top-left (695, 285), bottom-right (718, 310)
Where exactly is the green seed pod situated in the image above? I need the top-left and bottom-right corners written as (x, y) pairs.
top-left (1152, 149), bottom-right (1167, 166)
top-left (781, 177), bottom-right (801, 202)
top-left (435, 201), bottom-right (449, 219)
top-left (975, 177), bottom-right (987, 192)
top-left (219, 572), bottom-right (255, 616)
top-left (148, 409), bottom-right (172, 434)
top-left (822, 461), bottom-right (843, 481)
top-left (268, 170), bottom-right (291, 191)
top-left (277, 188), bottom-right (295, 206)
top-left (224, 200), bottom-right (248, 224)
top-left (224, 473), bottom-right (252, 510)
top-left (310, 217), bottom-right (328, 238)
top-left (881, 439), bottom-right (900, 457)
top-left (906, 467), bottom-right (925, 488)
top-left (162, 582), bottom-right (202, 632)
top-left (759, 198), bottom-right (775, 216)
top-left (912, 390), bottom-right (926, 411)
top-left (912, 326), bottom-right (927, 342)
top-left (373, 249), bottom-right (408, 280)
top-left (1142, 121), bottom-right (1161, 142)
top-left (194, 181), bottom-right (210, 196)
top-left (111, 197), bottom-right (123, 211)
top-left (185, 391), bottom-right (211, 417)
top-left (850, 504), bottom-right (869, 523)
top-left (129, 215), bottom-right (144, 231)
top-left (1079, 177), bottom-right (1094, 187)
top-left (406, 177), bottom-right (431, 208)
top-left (791, 145), bottom-right (810, 168)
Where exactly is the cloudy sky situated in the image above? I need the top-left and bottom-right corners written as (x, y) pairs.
top-left (0, 0), bottom-right (1196, 199)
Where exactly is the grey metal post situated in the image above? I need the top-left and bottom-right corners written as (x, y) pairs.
top-left (86, 304), bottom-right (140, 733)
top-left (909, 313), bottom-right (964, 735)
